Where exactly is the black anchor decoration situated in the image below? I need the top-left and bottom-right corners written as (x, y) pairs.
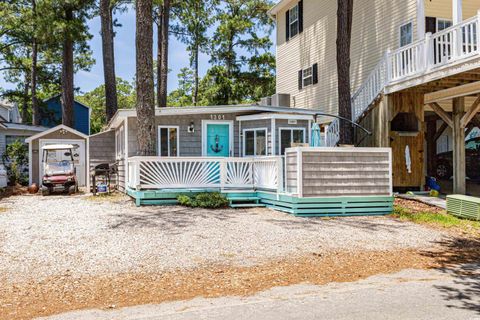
top-left (210, 134), bottom-right (224, 153)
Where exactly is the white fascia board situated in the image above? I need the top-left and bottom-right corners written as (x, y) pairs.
top-left (25, 124), bottom-right (88, 142)
top-left (107, 105), bottom-right (321, 130)
top-left (236, 113), bottom-right (314, 121)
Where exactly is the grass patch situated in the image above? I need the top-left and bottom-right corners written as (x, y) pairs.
top-left (392, 205), bottom-right (480, 233)
top-left (85, 192), bottom-right (124, 202)
top-left (0, 207), bottom-right (8, 213)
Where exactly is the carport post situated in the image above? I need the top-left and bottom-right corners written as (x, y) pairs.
top-left (452, 97), bottom-right (466, 194)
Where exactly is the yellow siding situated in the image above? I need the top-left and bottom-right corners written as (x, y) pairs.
top-left (276, 0), bottom-right (417, 119)
top-left (425, 0), bottom-right (479, 20)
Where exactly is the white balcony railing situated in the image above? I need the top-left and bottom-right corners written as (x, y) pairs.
top-left (127, 156), bottom-right (283, 192)
top-left (350, 13), bottom-right (480, 124)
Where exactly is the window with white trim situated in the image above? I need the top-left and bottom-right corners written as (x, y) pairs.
top-left (115, 125), bottom-right (125, 159)
top-left (302, 66), bottom-right (313, 87)
top-left (437, 19), bottom-right (452, 32)
top-left (279, 128), bottom-right (305, 155)
top-left (158, 126), bottom-right (179, 157)
top-left (288, 4), bottom-right (299, 38)
top-left (243, 128), bottom-right (267, 157)
top-left (400, 22), bottom-right (413, 47)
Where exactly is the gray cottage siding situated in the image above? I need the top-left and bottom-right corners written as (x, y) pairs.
top-left (89, 130), bottom-right (115, 170)
top-left (127, 113), bottom-right (250, 157)
top-left (300, 150), bottom-right (391, 197)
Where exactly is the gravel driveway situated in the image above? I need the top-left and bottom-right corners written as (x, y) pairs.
top-left (0, 194), bottom-right (446, 283)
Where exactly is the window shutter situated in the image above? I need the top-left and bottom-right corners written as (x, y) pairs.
top-left (312, 63), bottom-right (318, 84)
top-left (285, 10), bottom-right (290, 41)
top-left (425, 17), bottom-right (436, 34)
top-left (298, 0), bottom-right (304, 33)
top-left (298, 70), bottom-right (303, 90)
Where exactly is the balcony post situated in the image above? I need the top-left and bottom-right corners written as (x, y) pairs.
top-left (385, 49), bottom-right (392, 82)
top-left (424, 32), bottom-right (433, 70)
top-left (477, 10), bottom-right (480, 53)
top-left (452, 0), bottom-right (463, 25)
top-left (416, 0), bottom-right (425, 41)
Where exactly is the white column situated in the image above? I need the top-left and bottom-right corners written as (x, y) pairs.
top-left (453, 0), bottom-right (463, 25)
top-left (416, 0), bottom-right (425, 40)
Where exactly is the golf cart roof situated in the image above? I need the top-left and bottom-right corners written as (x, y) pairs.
top-left (41, 144), bottom-right (74, 150)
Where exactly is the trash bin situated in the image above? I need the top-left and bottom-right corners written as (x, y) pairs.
top-left (0, 165), bottom-right (7, 188)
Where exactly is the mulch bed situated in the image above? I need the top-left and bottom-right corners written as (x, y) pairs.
top-left (394, 198), bottom-right (445, 214)
top-left (1, 249), bottom-right (436, 320)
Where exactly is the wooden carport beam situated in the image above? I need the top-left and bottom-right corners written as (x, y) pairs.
top-left (429, 103), bottom-right (453, 128)
top-left (425, 81), bottom-right (480, 104)
top-left (460, 95), bottom-right (480, 128)
top-left (452, 98), bottom-right (466, 195)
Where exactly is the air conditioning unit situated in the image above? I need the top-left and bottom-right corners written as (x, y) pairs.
top-left (260, 96), bottom-right (272, 106)
top-left (447, 195), bottom-right (480, 221)
top-left (271, 93), bottom-right (290, 107)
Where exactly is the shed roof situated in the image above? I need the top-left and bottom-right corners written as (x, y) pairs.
top-left (25, 124), bottom-right (89, 143)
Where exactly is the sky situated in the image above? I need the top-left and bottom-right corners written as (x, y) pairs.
top-left (0, 6), bottom-right (275, 95)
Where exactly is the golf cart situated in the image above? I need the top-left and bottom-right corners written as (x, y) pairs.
top-left (41, 144), bottom-right (78, 196)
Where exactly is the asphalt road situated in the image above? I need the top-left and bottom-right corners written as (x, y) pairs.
top-left (39, 265), bottom-right (480, 320)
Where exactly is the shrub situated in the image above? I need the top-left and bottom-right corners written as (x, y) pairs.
top-left (177, 194), bottom-right (192, 206)
top-left (2, 140), bottom-right (28, 186)
top-left (177, 192), bottom-right (229, 209)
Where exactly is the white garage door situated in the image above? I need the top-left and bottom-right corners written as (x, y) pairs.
top-left (39, 139), bottom-right (86, 186)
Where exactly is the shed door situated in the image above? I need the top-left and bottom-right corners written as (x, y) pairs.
top-left (39, 139), bottom-right (86, 186)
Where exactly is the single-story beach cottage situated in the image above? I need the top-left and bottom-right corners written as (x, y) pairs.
top-left (85, 104), bottom-right (393, 215)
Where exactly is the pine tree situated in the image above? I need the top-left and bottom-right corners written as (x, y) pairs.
top-left (136, 0), bottom-right (156, 155)
top-left (337, 0), bottom-right (354, 144)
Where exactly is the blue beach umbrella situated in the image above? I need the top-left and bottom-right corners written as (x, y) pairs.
top-left (310, 122), bottom-right (322, 147)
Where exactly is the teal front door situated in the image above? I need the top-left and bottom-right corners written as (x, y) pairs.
top-left (206, 124), bottom-right (230, 157)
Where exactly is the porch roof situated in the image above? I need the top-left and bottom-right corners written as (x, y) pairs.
top-left (106, 104), bottom-right (324, 130)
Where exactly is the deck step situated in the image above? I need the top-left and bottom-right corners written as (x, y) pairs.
top-left (227, 197), bottom-right (260, 202)
top-left (230, 203), bottom-right (266, 208)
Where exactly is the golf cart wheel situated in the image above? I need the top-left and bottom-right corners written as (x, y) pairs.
top-left (41, 187), bottom-right (50, 196)
top-left (68, 185), bottom-right (76, 195)
top-left (436, 162), bottom-right (452, 180)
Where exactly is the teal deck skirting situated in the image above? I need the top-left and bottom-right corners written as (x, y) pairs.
top-left (126, 188), bottom-right (394, 217)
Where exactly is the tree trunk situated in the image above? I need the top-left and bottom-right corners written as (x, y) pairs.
top-left (100, 0), bottom-right (118, 122)
top-left (61, 7), bottom-right (75, 128)
top-left (156, 5), bottom-right (162, 108)
top-left (31, 0), bottom-right (40, 125)
top-left (336, 0), bottom-right (354, 144)
top-left (22, 71), bottom-right (29, 123)
top-left (192, 43), bottom-right (199, 106)
top-left (158, 0), bottom-right (170, 108)
top-left (135, 0), bottom-right (156, 156)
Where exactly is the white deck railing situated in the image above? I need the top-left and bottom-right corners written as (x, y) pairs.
top-left (127, 156), bottom-right (283, 192)
top-left (350, 13), bottom-right (480, 124)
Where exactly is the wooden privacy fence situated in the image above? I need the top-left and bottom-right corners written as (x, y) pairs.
top-left (284, 147), bottom-right (393, 198)
top-left (127, 156), bottom-right (283, 192)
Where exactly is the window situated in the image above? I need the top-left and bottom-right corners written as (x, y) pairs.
top-left (400, 22), bottom-right (413, 47)
top-left (115, 125), bottom-right (125, 159)
top-left (302, 66), bottom-right (313, 87)
top-left (243, 128), bottom-right (267, 156)
top-left (289, 4), bottom-right (299, 38)
top-left (158, 126), bottom-right (179, 157)
top-left (279, 128), bottom-right (305, 155)
top-left (437, 19), bottom-right (452, 32)
top-left (6, 135), bottom-right (28, 146)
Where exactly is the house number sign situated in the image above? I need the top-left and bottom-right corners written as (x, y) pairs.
top-left (210, 114), bottom-right (225, 120)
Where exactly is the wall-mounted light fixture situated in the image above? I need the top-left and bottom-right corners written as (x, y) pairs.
top-left (187, 121), bottom-right (195, 133)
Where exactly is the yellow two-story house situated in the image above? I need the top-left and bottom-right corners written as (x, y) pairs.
top-left (269, 0), bottom-right (480, 194)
